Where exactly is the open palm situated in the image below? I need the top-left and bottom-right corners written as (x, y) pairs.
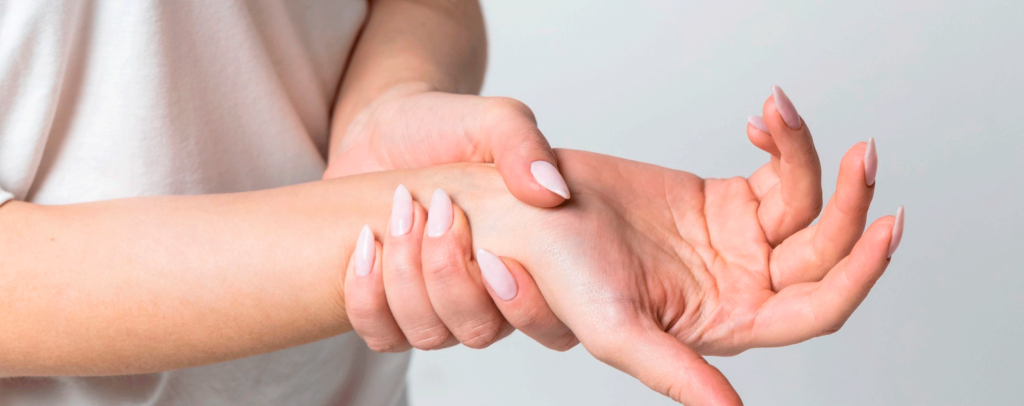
top-left (493, 92), bottom-right (903, 405)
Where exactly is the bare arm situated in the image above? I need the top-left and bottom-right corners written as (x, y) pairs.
top-left (0, 137), bottom-right (898, 406)
top-left (329, 0), bottom-right (487, 158)
top-left (0, 167), bottom-right (475, 377)
top-left (325, 0), bottom-right (572, 207)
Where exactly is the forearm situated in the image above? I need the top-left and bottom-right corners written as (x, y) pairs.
top-left (0, 167), bottom-right (507, 377)
top-left (329, 0), bottom-right (487, 157)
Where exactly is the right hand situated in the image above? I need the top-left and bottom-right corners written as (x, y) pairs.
top-left (343, 185), bottom-right (578, 353)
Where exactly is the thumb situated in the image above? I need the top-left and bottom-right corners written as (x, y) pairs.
top-left (477, 98), bottom-right (569, 208)
top-left (594, 322), bottom-right (742, 405)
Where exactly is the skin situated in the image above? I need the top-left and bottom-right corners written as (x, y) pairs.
top-left (0, 0), bottom-right (898, 404)
top-left (344, 96), bottom-right (901, 405)
top-left (0, 136), bottom-right (896, 406)
top-left (327, 0), bottom-right (567, 207)
top-left (324, 0), bottom-right (573, 353)
top-left (0, 0), bottom-right (559, 390)
top-left (344, 192), bottom-right (580, 353)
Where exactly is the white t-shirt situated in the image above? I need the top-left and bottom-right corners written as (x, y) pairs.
top-left (0, 1), bottom-right (411, 405)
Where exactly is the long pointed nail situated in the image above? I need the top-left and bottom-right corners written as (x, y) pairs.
top-left (771, 85), bottom-right (802, 129)
top-left (391, 185), bottom-right (413, 236)
top-left (864, 138), bottom-right (877, 187)
top-left (355, 225), bottom-right (375, 276)
top-left (426, 189), bottom-right (453, 237)
top-left (477, 249), bottom-right (518, 301)
top-left (887, 205), bottom-right (904, 259)
top-left (748, 115), bottom-right (769, 133)
top-left (530, 161), bottom-right (570, 199)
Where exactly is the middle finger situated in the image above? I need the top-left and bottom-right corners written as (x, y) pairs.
top-left (383, 186), bottom-right (458, 350)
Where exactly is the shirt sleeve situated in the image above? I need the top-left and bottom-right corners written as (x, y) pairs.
top-left (0, 187), bottom-right (14, 206)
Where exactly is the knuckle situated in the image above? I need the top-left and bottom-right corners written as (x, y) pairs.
top-left (664, 381), bottom-right (688, 403)
top-left (481, 98), bottom-right (541, 143)
top-left (512, 301), bottom-right (552, 333)
top-left (346, 304), bottom-right (380, 322)
top-left (484, 97), bottom-right (536, 123)
top-left (345, 295), bottom-right (385, 322)
top-left (407, 325), bottom-right (453, 350)
top-left (722, 176), bottom-right (751, 196)
top-left (457, 319), bottom-right (506, 349)
top-left (423, 251), bottom-right (468, 282)
top-left (385, 255), bottom-right (421, 280)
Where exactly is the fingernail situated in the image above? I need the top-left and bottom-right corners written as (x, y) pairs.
top-left (887, 205), bottom-right (904, 259)
top-left (426, 189), bottom-right (453, 237)
top-left (390, 185), bottom-right (413, 236)
top-left (748, 115), bottom-right (769, 133)
top-left (771, 85), bottom-right (802, 129)
top-left (355, 225), bottom-right (375, 276)
top-left (530, 161), bottom-right (570, 199)
top-left (864, 138), bottom-right (877, 187)
top-left (477, 249), bottom-right (518, 301)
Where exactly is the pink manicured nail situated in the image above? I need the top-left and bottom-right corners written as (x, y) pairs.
top-left (390, 185), bottom-right (413, 236)
top-left (530, 161), bottom-right (570, 199)
top-left (355, 225), bottom-right (375, 276)
top-left (426, 189), bottom-right (453, 237)
top-left (864, 138), bottom-right (877, 187)
top-left (887, 205), bottom-right (904, 259)
top-left (477, 249), bottom-right (518, 301)
top-left (748, 115), bottom-right (769, 133)
top-left (771, 85), bottom-right (802, 129)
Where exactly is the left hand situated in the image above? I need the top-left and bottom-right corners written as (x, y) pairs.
top-left (350, 87), bottom-right (902, 405)
top-left (324, 84), bottom-right (570, 207)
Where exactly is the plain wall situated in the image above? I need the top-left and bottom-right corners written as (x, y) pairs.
top-left (408, 1), bottom-right (1024, 405)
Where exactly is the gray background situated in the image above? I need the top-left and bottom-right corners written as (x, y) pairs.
top-left (408, 1), bottom-right (1024, 405)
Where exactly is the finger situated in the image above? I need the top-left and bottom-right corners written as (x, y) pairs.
top-left (344, 227), bottom-right (410, 352)
top-left (750, 209), bottom-right (904, 347)
top-left (757, 86), bottom-right (823, 245)
top-left (383, 186), bottom-right (457, 350)
top-left (590, 320), bottom-right (742, 406)
top-left (422, 190), bottom-right (513, 349)
top-left (746, 115), bottom-right (780, 156)
top-left (476, 250), bottom-right (579, 351)
top-left (768, 140), bottom-right (877, 290)
top-left (478, 97), bottom-right (569, 207)
top-left (747, 162), bottom-right (779, 202)
top-left (746, 116), bottom-right (782, 202)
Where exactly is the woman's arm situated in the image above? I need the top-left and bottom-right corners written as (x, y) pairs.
top-left (325, 0), bottom-right (570, 207)
top-left (328, 0), bottom-right (486, 156)
top-left (0, 168), bottom-right (468, 377)
top-left (0, 119), bottom-right (899, 406)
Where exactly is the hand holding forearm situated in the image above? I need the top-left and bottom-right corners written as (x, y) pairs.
top-left (1, 90), bottom-right (903, 406)
top-left (328, 0), bottom-right (570, 207)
